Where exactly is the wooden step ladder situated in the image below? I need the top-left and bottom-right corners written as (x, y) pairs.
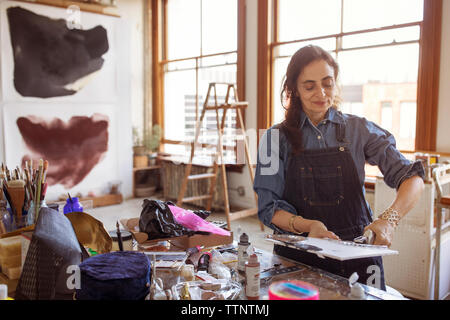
top-left (176, 82), bottom-right (264, 231)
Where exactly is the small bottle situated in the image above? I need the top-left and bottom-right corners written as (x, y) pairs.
top-left (238, 232), bottom-right (250, 273)
top-left (63, 197), bottom-right (83, 214)
top-left (0, 200), bottom-right (13, 233)
top-left (245, 253), bottom-right (260, 300)
top-left (0, 284), bottom-right (13, 300)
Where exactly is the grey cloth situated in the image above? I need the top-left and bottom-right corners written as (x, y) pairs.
top-left (15, 207), bottom-right (83, 300)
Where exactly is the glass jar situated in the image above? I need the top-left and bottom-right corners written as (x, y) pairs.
top-left (0, 200), bottom-right (13, 234)
top-left (26, 200), bottom-right (47, 227)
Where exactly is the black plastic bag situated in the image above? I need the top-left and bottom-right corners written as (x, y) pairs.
top-left (139, 199), bottom-right (208, 240)
top-left (192, 209), bottom-right (210, 220)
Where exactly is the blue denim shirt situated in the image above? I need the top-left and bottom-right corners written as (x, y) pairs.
top-left (253, 107), bottom-right (425, 232)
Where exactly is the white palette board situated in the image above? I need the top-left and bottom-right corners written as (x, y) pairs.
top-left (265, 235), bottom-right (398, 261)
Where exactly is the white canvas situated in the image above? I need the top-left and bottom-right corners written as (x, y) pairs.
top-left (0, 0), bottom-right (118, 103)
top-left (3, 102), bottom-right (118, 201)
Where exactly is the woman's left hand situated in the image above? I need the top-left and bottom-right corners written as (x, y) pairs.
top-left (364, 219), bottom-right (396, 247)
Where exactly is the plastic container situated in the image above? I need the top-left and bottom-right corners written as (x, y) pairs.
top-left (245, 253), bottom-right (260, 300)
top-left (238, 232), bottom-right (250, 273)
top-left (108, 230), bottom-right (133, 251)
top-left (268, 280), bottom-right (319, 300)
top-left (63, 197), bottom-right (83, 214)
top-left (0, 200), bottom-right (13, 234)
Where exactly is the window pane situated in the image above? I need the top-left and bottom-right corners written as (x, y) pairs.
top-left (167, 0), bottom-right (201, 60)
top-left (341, 102), bottom-right (364, 117)
top-left (277, 38), bottom-right (336, 59)
top-left (166, 59), bottom-right (197, 72)
top-left (200, 52), bottom-right (237, 68)
top-left (338, 44), bottom-right (419, 84)
top-left (197, 65), bottom-right (237, 163)
top-left (278, 0), bottom-right (341, 42)
top-left (164, 68), bottom-right (197, 141)
top-left (202, 0), bottom-right (237, 55)
top-left (381, 102), bottom-right (393, 131)
top-left (273, 57), bottom-right (290, 125)
top-left (342, 26), bottom-right (420, 50)
top-left (399, 101), bottom-right (416, 150)
top-left (338, 45), bottom-right (418, 150)
top-left (343, 0), bottom-right (423, 32)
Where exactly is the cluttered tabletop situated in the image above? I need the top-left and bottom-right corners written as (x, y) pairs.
top-left (0, 174), bottom-right (405, 300)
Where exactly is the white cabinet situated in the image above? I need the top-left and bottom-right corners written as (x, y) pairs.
top-left (374, 177), bottom-right (450, 300)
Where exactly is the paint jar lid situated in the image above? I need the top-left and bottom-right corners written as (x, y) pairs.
top-left (239, 232), bottom-right (249, 243)
top-left (109, 230), bottom-right (132, 241)
top-left (268, 280), bottom-right (319, 300)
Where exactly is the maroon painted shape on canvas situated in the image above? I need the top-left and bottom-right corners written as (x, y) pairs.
top-left (16, 114), bottom-right (109, 188)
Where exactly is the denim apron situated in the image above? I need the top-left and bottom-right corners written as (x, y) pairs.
top-left (274, 123), bottom-right (386, 290)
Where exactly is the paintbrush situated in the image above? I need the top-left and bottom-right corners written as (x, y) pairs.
top-left (0, 172), bottom-right (4, 201)
top-left (5, 167), bottom-right (11, 181)
top-left (42, 160), bottom-right (49, 183)
top-left (34, 159), bottom-right (44, 220)
top-left (6, 179), bottom-right (25, 222)
top-left (2, 183), bottom-right (15, 218)
top-left (40, 182), bottom-right (48, 201)
top-left (116, 221), bottom-right (124, 251)
top-left (24, 168), bottom-right (33, 202)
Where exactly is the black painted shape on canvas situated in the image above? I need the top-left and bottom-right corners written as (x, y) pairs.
top-left (7, 6), bottom-right (109, 98)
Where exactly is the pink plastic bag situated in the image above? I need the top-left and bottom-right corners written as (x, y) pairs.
top-left (168, 205), bottom-right (231, 236)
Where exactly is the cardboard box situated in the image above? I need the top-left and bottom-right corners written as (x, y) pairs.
top-left (120, 218), bottom-right (233, 249)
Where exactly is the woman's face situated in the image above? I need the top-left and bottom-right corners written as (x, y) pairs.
top-left (296, 59), bottom-right (336, 123)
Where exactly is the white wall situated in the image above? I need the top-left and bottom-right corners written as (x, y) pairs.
top-left (227, 0), bottom-right (259, 208)
top-left (115, 0), bottom-right (145, 133)
top-left (436, 0), bottom-right (450, 153)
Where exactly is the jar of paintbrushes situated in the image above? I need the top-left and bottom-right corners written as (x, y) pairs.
top-left (0, 159), bottom-right (49, 233)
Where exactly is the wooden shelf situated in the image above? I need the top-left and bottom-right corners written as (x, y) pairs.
top-left (132, 165), bottom-right (162, 198)
top-left (133, 165), bottom-right (161, 172)
top-left (80, 193), bottom-right (123, 208)
top-left (15, 0), bottom-right (120, 17)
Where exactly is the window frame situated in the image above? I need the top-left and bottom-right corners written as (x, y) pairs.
top-left (151, 0), bottom-right (246, 156)
top-left (257, 0), bottom-right (442, 152)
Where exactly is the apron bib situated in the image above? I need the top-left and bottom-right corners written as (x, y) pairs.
top-left (274, 123), bottom-right (386, 290)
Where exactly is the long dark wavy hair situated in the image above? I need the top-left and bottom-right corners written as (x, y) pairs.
top-left (280, 45), bottom-right (340, 155)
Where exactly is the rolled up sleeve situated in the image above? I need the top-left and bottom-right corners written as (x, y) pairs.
top-left (363, 120), bottom-right (425, 189)
top-left (253, 128), bottom-right (297, 232)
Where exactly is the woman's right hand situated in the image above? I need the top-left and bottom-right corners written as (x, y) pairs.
top-left (308, 221), bottom-right (340, 240)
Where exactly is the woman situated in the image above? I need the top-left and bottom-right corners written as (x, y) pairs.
top-left (253, 45), bottom-right (425, 290)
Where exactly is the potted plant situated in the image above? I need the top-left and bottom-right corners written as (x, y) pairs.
top-left (144, 124), bottom-right (161, 165)
top-left (132, 127), bottom-right (148, 168)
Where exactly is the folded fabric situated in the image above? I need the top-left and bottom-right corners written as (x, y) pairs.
top-left (75, 251), bottom-right (151, 300)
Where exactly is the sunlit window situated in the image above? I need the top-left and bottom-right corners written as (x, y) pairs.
top-left (163, 0), bottom-right (238, 161)
top-left (273, 0), bottom-right (424, 151)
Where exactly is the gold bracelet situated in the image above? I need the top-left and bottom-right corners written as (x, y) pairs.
top-left (289, 215), bottom-right (300, 234)
top-left (379, 207), bottom-right (401, 228)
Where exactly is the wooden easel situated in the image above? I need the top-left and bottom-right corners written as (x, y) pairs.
top-left (177, 83), bottom-right (264, 231)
